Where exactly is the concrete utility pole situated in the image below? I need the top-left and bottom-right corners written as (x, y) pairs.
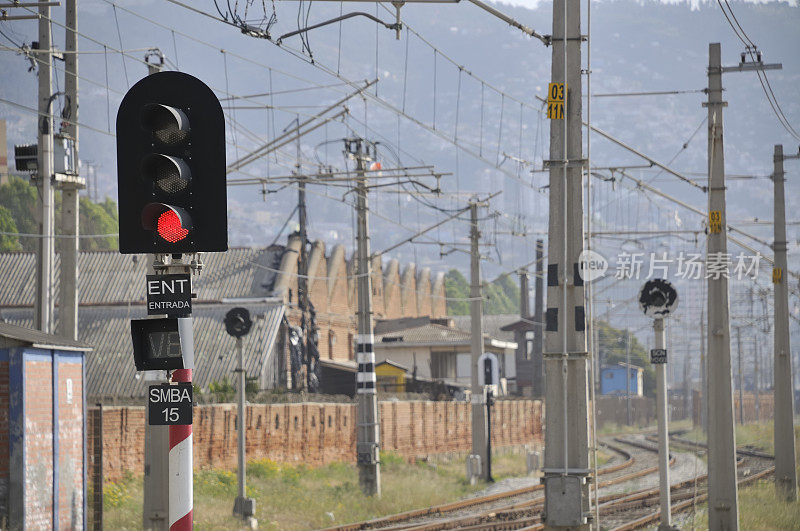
top-left (349, 138), bottom-right (381, 496)
top-left (682, 348), bottom-right (690, 422)
top-left (654, 318), bottom-right (673, 530)
top-left (736, 327), bottom-right (744, 424)
top-left (772, 143), bottom-right (798, 501)
top-left (754, 335), bottom-right (760, 421)
top-left (58, 0), bottom-right (81, 341)
top-left (469, 200), bottom-right (489, 480)
top-left (543, 0), bottom-right (591, 527)
top-left (705, 46), bottom-right (782, 528)
top-left (296, 121), bottom-right (310, 390)
top-left (625, 329), bottom-right (631, 426)
top-left (749, 288), bottom-right (760, 421)
top-left (520, 269), bottom-right (530, 318)
top-left (34, 0), bottom-right (55, 333)
top-left (533, 239), bottom-right (544, 397)
top-left (700, 308), bottom-right (707, 433)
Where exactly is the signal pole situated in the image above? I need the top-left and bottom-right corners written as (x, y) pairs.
top-left (348, 138), bottom-right (381, 496)
top-left (543, 0), bottom-right (591, 527)
top-left (34, 0), bottom-right (54, 333)
top-left (706, 44), bottom-right (781, 528)
top-left (469, 200), bottom-right (489, 480)
top-left (141, 60), bottom-right (168, 531)
top-left (654, 318), bottom-right (673, 530)
top-left (772, 143), bottom-right (798, 501)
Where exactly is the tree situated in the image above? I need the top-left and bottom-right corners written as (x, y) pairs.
top-left (0, 175), bottom-right (119, 252)
top-left (596, 321), bottom-right (655, 397)
top-left (444, 269), bottom-right (470, 315)
top-left (0, 206), bottom-right (22, 251)
top-left (444, 269), bottom-right (521, 316)
top-left (0, 176), bottom-right (38, 251)
top-left (72, 196), bottom-right (119, 251)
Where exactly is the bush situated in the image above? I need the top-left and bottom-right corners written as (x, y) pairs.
top-left (248, 458), bottom-right (280, 479)
top-left (194, 469), bottom-right (237, 497)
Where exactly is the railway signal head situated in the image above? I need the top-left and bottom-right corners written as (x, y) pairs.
top-left (224, 307), bottom-right (252, 338)
top-left (638, 278), bottom-right (679, 319)
top-left (116, 71), bottom-right (227, 254)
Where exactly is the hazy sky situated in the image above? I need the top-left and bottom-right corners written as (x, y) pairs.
top-left (496, 0), bottom-right (798, 11)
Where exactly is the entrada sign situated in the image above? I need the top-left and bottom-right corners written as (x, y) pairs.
top-left (146, 273), bottom-right (192, 316)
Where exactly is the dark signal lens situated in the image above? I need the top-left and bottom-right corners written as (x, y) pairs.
top-left (157, 210), bottom-right (189, 242)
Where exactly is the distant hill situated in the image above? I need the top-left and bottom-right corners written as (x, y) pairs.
top-left (445, 268), bottom-right (521, 315)
top-left (0, 0), bottom-right (796, 274)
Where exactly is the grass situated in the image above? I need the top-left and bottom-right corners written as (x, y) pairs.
top-left (98, 449), bottom-right (535, 529)
top-left (677, 418), bottom-right (800, 530)
top-left (685, 478), bottom-right (800, 530)
top-left (679, 418), bottom-right (800, 455)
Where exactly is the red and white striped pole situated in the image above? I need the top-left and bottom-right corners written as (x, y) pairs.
top-left (169, 368), bottom-right (193, 530)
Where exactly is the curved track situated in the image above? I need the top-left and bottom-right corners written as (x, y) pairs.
top-left (323, 437), bottom-right (672, 531)
top-left (322, 433), bottom-right (777, 531)
top-left (605, 435), bottom-right (775, 531)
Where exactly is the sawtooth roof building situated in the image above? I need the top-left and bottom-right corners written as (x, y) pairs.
top-left (0, 235), bottom-right (447, 402)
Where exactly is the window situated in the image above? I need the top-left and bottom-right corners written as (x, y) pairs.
top-left (328, 330), bottom-right (336, 360)
top-left (347, 333), bottom-right (354, 360)
top-left (525, 331), bottom-right (535, 360)
top-left (431, 352), bottom-right (457, 379)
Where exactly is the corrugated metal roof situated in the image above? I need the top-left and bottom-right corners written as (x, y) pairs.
top-left (3, 301), bottom-right (284, 399)
top-left (451, 314), bottom-right (517, 343)
top-left (0, 321), bottom-right (92, 350)
top-left (0, 246), bottom-right (284, 308)
top-left (376, 323), bottom-right (472, 345)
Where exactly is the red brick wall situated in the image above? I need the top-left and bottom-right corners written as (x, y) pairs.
top-left (57, 362), bottom-right (84, 529)
top-left (25, 361), bottom-right (54, 529)
top-left (91, 399), bottom-right (543, 482)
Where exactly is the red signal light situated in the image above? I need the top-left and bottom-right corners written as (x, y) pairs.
top-left (157, 209), bottom-right (189, 242)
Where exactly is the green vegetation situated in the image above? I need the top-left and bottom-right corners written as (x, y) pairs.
top-left (445, 269), bottom-right (521, 315)
top-left (97, 450), bottom-right (533, 529)
top-left (0, 175), bottom-right (119, 252)
top-left (681, 419), bottom-right (800, 456)
top-left (596, 321), bottom-right (655, 397)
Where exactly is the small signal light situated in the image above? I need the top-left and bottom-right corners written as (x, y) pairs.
top-left (157, 210), bottom-right (189, 242)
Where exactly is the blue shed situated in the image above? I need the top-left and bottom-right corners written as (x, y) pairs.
top-left (600, 363), bottom-right (644, 396)
top-left (0, 322), bottom-right (92, 529)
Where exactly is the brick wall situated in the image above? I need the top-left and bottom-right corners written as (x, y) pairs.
top-left (692, 390), bottom-right (775, 426)
top-left (57, 361), bottom-right (84, 529)
top-left (90, 399), bottom-right (543, 482)
top-left (25, 361), bottom-right (54, 529)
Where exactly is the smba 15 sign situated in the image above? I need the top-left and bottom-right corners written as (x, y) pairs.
top-left (148, 383), bottom-right (193, 425)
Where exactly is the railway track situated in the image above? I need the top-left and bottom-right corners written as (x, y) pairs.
top-left (323, 436), bottom-right (672, 531)
top-left (603, 434), bottom-right (775, 530)
top-left (324, 432), bottom-right (777, 531)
